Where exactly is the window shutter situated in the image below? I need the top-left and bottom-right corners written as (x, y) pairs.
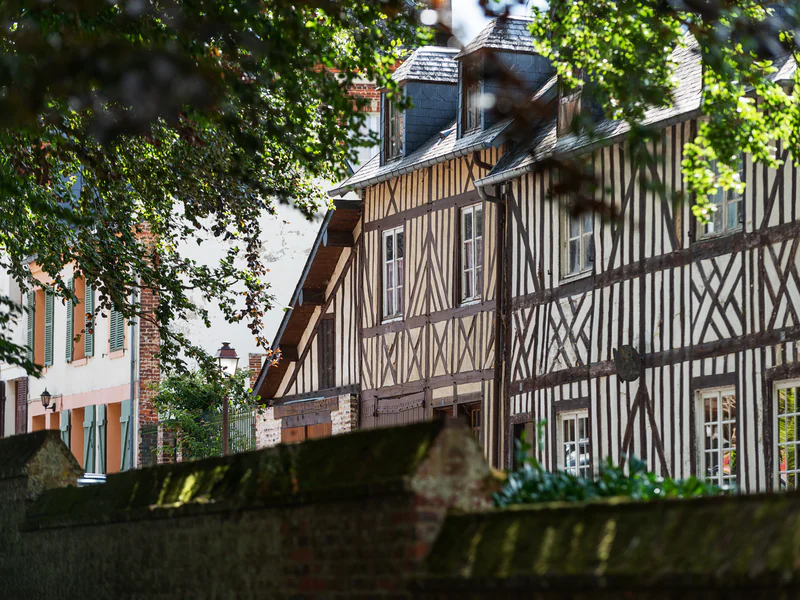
top-left (66, 279), bottom-right (74, 363)
top-left (60, 409), bottom-right (71, 448)
top-left (96, 404), bottom-right (107, 474)
top-left (15, 378), bottom-right (28, 434)
top-left (120, 399), bottom-right (132, 471)
top-left (26, 293), bottom-right (35, 363)
top-left (83, 405), bottom-right (96, 473)
top-left (84, 283), bottom-right (94, 357)
top-left (379, 94), bottom-right (386, 166)
top-left (110, 307), bottom-right (124, 352)
top-left (44, 291), bottom-right (54, 367)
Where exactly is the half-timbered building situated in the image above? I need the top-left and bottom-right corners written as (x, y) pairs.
top-left (255, 16), bottom-right (800, 488)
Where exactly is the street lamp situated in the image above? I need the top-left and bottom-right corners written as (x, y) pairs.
top-left (40, 388), bottom-right (56, 412)
top-left (214, 342), bottom-right (239, 456)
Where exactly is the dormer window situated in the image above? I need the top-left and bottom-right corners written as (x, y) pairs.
top-left (385, 95), bottom-right (404, 161)
top-left (462, 57), bottom-right (481, 134)
top-left (557, 75), bottom-right (583, 137)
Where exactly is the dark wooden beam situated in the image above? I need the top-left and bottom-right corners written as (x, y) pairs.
top-left (299, 288), bottom-right (325, 306)
top-left (323, 230), bottom-right (354, 248)
top-left (278, 344), bottom-right (299, 361)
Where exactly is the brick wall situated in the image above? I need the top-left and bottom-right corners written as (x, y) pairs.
top-left (248, 353), bottom-right (265, 389)
top-left (255, 405), bottom-right (282, 448)
top-left (0, 421), bottom-right (492, 599)
top-left (331, 393), bottom-right (358, 435)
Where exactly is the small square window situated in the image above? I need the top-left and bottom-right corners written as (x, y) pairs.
top-left (775, 382), bottom-right (800, 490)
top-left (697, 388), bottom-right (737, 487)
top-left (558, 410), bottom-right (590, 477)
top-left (460, 204), bottom-right (483, 302)
top-left (701, 157), bottom-right (743, 238)
top-left (382, 227), bottom-right (404, 320)
top-left (563, 208), bottom-right (594, 278)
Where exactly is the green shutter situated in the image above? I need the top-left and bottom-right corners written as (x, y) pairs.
top-left (44, 291), bottom-right (54, 367)
top-left (83, 405), bottom-right (96, 473)
top-left (60, 409), bottom-right (71, 448)
top-left (120, 399), bottom-right (132, 471)
top-left (109, 308), bottom-right (123, 352)
top-left (65, 279), bottom-right (74, 363)
top-left (96, 404), bottom-right (106, 474)
top-left (26, 293), bottom-right (35, 363)
top-left (84, 283), bottom-right (94, 357)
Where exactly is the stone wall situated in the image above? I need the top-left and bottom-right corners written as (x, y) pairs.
top-left (7, 423), bottom-right (800, 599)
top-left (0, 420), bottom-right (491, 599)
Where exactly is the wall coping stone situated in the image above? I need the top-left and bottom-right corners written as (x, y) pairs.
top-left (0, 431), bottom-right (82, 497)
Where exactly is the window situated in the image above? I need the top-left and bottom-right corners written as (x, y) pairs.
top-left (557, 76), bottom-right (583, 137)
top-left (564, 208), bottom-right (594, 277)
top-left (384, 94), bottom-right (404, 161)
top-left (109, 306), bottom-right (126, 352)
top-left (698, 388), bottom-right (737, 487)
top-left (27, 289), bottom-right (52, 367)
top-left (702, 157), bottom-right (743, 237)
top-left (776, 382), bottom-right (800, 490)
top-left (382, 227), bottom-right (404, 320)
top-left (460, 205), bottom-right (483, 302)
top-left (558, 410), bottom-right (590, 477)
top-left (462, 57), bottom-right (481, 133)
top-left (459, 402), bottom-right (482, 443)
top-left (318, 317), bottom-right (335, 389)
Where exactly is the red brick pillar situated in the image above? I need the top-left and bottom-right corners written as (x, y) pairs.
top-left (248, 353), bottom-right (265, 390)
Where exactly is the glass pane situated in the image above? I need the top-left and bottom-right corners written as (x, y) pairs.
top-left (722, 394), bottom-right (736, 422)
top-left (464, 271), bottom-right (473, 299)
top-left (396, 231), bottom-right (404, 258)
top-left (476, 266), bottom-right (483, 296)
top-left (464, 240), bottom-right (473, 268)
top-left (584, 234), bottom-right (594, 268)
top-left (386, 266), bottom-right (393, 288)
top-left (476, 208), bottom-right (483, 238)
top-left (397, 284), bottom-right (403, 314)
top-left (386, 293), bottom-right (393, 317)
top-left (712, 200), bottom-right (724, 232)
top-left (583, 211), bottom-right (593, 234)
top-left (385, 234), bottom-right (393, 261)
top-left (465, 211), bottom-right (473, 241)
top-left (707, 450), bottom-right (718, 479)
top-left (569, 213), bottom-right (580, 238)
top-left (727, 199), bottom-right (739, 230)
top-left (569, 239), bottom-right (580, 273)
top-left (397, 257), bottom-right (404, 290)
top-left (705, 396), bottom-right (717, 424)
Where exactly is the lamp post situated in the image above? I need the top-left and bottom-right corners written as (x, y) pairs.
top-left (214, 342), bottom-right (239, 456)
top-left (40, 389), bottom-right (56, 412)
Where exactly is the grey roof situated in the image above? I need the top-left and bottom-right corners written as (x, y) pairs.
top-left (393, 47), bottom-right (459, 84)
top-left (478, 39), bottom-right (798, 187)
top-left (456, 16), bottom-right (536, 59)
top-left (328, 118), bottom-right (513, 196)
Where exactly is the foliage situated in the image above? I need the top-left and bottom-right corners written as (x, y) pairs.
top-left (152, 368), bottom-right (261, 460)
top-left (493, 422), bottom-right (729, 507)
top-left (526, 0), bottom-right (800, 221)
top-left (0, 0), bottom-right (422, 373)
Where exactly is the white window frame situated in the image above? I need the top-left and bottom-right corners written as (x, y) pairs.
top-left (385, 95), bottom-right (404, 162)
top-left (382, 226), bottom-right (404, 321)
top-left (696, 387), bottom-right (737, 487)
top-left (557, 409), bottom-right (590, 478)
top-left (460, 204), bottom-right (483, 303)
top-left (562, 208), bottom-right (594, 279)
top-left (774, 379), bottom-right (800, 490)
top-left (701, 157), bottom-right (744, 238)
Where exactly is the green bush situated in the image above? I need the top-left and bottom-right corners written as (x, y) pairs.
top-left (494, 422), bottom-right (730, 507)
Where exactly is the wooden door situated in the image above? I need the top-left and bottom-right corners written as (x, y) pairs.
top-left (15, 378), bottom-right (28, 434)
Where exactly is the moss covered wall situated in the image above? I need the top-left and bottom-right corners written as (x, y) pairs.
top-left (0, 420), bottom-right (492, 600)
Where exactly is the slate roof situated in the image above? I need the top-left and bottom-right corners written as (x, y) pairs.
top-left (477, 39), bottom-right (798, 187)
top-left (456, 16), bottom-right (536, 59)
top-left (328, 117), bottom-right (513, 196)
top-left (392, 47), bottom-right (459, 84)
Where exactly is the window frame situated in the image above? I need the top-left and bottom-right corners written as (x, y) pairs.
top-left (461, 56), bottom-right (481, 135)
top-left (382, 226), bottom-right (405, 321)
top-left (557, 409), bottom-right (591, 478)
top-left (384, 93), bottom-right (404, 162)
top-left (459, 203), bottom-right (484, 304)
top-left (696, 386), bottom-right (737, 487)
top-left (699, 156), bottom-right (744, 239)
top-left (774, 380), bottom-right (800, 491)
top-left (562, 206), bottom-right (595, 280)
top-left (557, 74), bottom-right (583, 137)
